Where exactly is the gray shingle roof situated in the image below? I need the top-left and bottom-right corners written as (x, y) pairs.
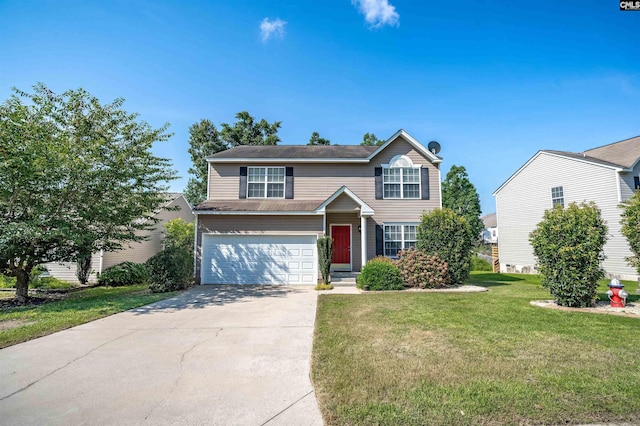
top-left (207, 145), bottom-right (378, 160)
top-left (194, 199), bottom-right (324, 212)
top-left (542, 150), bottom-right (628, 169)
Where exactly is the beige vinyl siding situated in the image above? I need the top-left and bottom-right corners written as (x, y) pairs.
top-left (495, 152), bottom-right (637, 280)
top-left (196, 215), bottom-right (323, 281)
top-left (103, 196), bottom-right (195, 269)
top-left (328, 193), bottom-right (361, 211)
top-left (43, 255), bottom-right (101, 284)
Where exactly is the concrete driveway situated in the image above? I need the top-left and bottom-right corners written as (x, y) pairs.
top-left (0, 286), bottom-right (325, 425)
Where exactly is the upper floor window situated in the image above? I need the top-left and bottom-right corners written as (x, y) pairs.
top-left (384, 223), bottom-right (417, 257)
top-left (382, 155), bottom-right (421, 199)
top-left (551, 186), bottom-right (564, 207)
top-left (248, 167), bottom-right (285, 198)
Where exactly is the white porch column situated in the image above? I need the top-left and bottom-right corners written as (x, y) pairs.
top-left (361, 215), bottom-right (367, 270)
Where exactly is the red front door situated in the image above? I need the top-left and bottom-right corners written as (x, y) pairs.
top-left (331, 225), bottom-right (351, 265)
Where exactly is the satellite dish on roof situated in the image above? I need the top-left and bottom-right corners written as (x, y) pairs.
top-left (427, 141), bottom-right (441, 155)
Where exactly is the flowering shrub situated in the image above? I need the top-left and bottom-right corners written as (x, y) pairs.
top-left (395, 248), bottom-right (452, 289)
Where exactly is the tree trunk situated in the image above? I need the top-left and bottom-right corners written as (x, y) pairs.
top-left (14, 267), bottom-right (31, 304)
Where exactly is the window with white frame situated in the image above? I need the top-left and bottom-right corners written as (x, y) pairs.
top-left (247, 167), bottom-right (285, 198)
top-left (551, 186), bottom-right (564, 207)
top-left (384, 224), bottom-right (417, 257)
top-left (383, 155), bottom-right (420, 199)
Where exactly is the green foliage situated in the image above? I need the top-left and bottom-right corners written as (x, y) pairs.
top-left (220, 111), bottom-right (281, 146)
top-left (0, 274), bottom-right (16, 288)
top-left (164, 218), bottom-right (195, 252)
top-left (620, 191), bottom-right (640, 274)
top-left (357, 257), bottom-right (404, 291)
top-left (529, 202), bottom-right (607, 308)
top-left (146, 247), bottom-right (192, 293)
top-left (0, 83), bottom-right (176, 302)
top-left (308, 131), bottom-right (330, 146)
top-left (360, 132), bottom-right (385, 146)
top-left (315, 283), bottom-right (334, 291)
top-left (416, 208), bottom-right (475, 285)
top-left (317, 236), bottom-right (334, 285)
top-left (395, 248), bottom-right (452, 288)
top-left (471, 255), bottom-right (492, 271)
top-left (442, 165), bottom-right (484, 238)
top-left (98, 262), bottom-right (149, 287)
top-left (185, 119), bottom-right (225, 205)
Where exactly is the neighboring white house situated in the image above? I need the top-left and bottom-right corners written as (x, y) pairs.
top-left (481, 213), bottom-right (498, 244)
top-left (493, 135), bottom-right (640, 281)
top-left (44, 193), bottom-right (195, 283)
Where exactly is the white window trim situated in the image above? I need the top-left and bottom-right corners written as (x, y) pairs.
top-left (383, 222), bottom-right (419, 258)
top-left (247, 166), bottom-right (285, 199)
top-left (382, 155), bottom-right (421, 200)
top-left (551, 186), bottom-right (564, 208)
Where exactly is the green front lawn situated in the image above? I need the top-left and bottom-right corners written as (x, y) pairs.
top-left (312, 272), bottom-right (640, 425)
top-left (0, 285), bottom-right (177, 348)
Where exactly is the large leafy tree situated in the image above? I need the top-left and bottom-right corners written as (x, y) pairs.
top-left (307, 131), bottom-right (330, 146)
top-left (0, 83), bottom-right (176, 302)
top-left (184, 119), bottom-right (224, 205)
top-left (441, 165), bottom-right (484, 239)
top-left (360, 132), bottom-right (385, 146)
top-left (220, 111), bottom-right (281, 146)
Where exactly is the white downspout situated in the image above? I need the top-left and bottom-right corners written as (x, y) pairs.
top-left (193, 213), bottom-right (199, 283)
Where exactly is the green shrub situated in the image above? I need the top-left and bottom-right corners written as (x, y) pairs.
top-left (30, 276), bottom-right (74, 289)
top-left (98, 261), bottom-right (149, 287)
top-left (146, 247), bottom-right (192, 293)
top-left (395, 248), bottom-right (452, 288)
top-left (317, 236), bottom-right (333, 285)
top-left (357, 257), bottom-right (404, 291)
top-left (315, 283), bottom-right (333, 291)
top-left (416, 208), bottom-right (475, 285)
top-left (529, 202), bottom-right (607, 308)
top-left (0, 274), bottom-right (16, 288)
top-left (620, 191), bottom-right (640, 274)
top-left (471, 255), bottom-right (492, 271)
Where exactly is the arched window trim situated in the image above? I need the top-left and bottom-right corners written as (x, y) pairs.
top-left (381, 155), bottom-right (422, 199)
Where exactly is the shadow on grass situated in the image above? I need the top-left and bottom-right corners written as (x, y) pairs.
top-left (466, 273), bottom-right (527, 288)
top-left (130, 284), bottom-right (306, 315)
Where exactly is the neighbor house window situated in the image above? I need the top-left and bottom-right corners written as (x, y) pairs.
top-left (384, 224), bottom-right (417, 257)
top-left (551, 186), bottom-right (564, 207)
top-left (247, 167), bottom-right (285, 198)
top-left (383, 155), bottom-right (420, 199)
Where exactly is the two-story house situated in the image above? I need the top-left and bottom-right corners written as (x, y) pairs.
top-left (493, 135), bottom-right (640, 281)
top-left (193, 129), bottom-right (443, 285)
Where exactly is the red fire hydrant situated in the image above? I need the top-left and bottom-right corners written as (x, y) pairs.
top-left (606, 278), bottom-right (628, 308)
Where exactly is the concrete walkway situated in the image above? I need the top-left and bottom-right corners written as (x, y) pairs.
top-left (0, 286), bottom-right (325, 425)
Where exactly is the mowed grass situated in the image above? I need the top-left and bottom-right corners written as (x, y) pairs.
top-left (312, 273), bottom-right (640, 425)
top-left (0, 285), bottom-right (177, 348)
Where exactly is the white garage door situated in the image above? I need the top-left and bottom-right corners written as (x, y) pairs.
top-left (201, 234), bottom-right (318, 285)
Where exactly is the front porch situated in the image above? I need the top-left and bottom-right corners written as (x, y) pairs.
top-left (317, 186), bottom-right (375, 273)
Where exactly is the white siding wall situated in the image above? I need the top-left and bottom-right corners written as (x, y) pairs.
top-left (495, 152), bottom-right (638, 280)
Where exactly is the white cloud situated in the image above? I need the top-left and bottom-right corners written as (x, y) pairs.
top-left (260, 18), bottom-right (286, 42)
top-left (352, 0), bottom-right (399, 28)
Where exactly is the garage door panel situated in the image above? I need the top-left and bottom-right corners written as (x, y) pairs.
top-left (202, 234), bottom-right (317, 285)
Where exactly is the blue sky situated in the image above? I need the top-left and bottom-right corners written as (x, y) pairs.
top-left (1, 0), bottom-right (638, 214)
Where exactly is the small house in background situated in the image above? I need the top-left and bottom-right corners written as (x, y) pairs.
top-left (44, 193), bottom-right (194, 283)
top-left (493, 135), bottom-right (640, 280)
top-left (481, 213), bottom-right (498, 244)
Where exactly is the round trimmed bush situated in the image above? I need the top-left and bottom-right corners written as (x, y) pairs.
top-left (395, 248), bottom-right (452, 289)
top-left (357, 257), bottom-right (404, 291)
